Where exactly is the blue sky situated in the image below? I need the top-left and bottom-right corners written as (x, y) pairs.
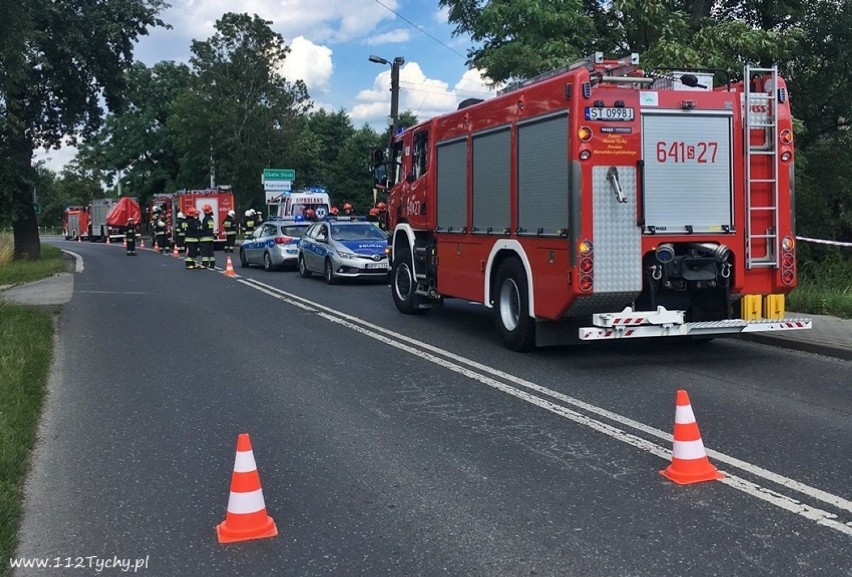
top-left (35, 0), bottom-right (497, 172)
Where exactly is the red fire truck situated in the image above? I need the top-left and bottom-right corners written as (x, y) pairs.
top-left (148, 188), bottom-right (235, 249)
top-left (377, 53), bottom-right (811, 350)
top-left (63, 206), bottom-right (90, 241)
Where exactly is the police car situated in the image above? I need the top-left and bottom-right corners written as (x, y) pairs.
top-left (298, 219), bottom-right (389, 284)
top-left (239, 218), bottom-right (311, 270)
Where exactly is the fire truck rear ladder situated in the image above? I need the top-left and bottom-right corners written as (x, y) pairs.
top-left (744, 64), bottom-right (780, 269)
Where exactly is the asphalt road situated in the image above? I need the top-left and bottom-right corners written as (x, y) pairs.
top-left (13, 240), bottom-right (852, 576)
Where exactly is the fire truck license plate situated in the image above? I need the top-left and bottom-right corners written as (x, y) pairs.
top-left (585, 107), bottom-right (634, 121)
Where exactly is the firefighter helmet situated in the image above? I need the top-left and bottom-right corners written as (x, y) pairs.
top-left (185, 207), bottom-right (196, 217)
top-left (127, 218), bottom-right (135, 224)
top-left (177, 212), bottom-right (185, 219)
top-left (152, 206), bottom-right (161, 213)
top-left (330, 206), bottom-right (339, 215)
top-left (343, 202), bottom-right (352, 210)
top-left (202, 204), bottom-right (213, 214)
top-left (377, 202), bottom-right (387, 210)
top-left (228, 210), bottom-right (235, 217)
top-left (245, 210), bottom-right (252, 217)
top-left (250, 208), bottom-right (257, 215)
top-left (305, 208), bottom-right (316, 218)
top-left (369, 207), bottom-right (380, 216)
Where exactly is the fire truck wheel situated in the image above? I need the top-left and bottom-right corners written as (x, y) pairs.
top-left (494, 258), bottom-right (536, 352)
top-left (299, 254), bottom-right (312, 278)
top-left (391, 251), bottom-right (428, 315)
top-left (324, 258), bottom-right (338, 284)
top-left (239, 248), bottom-right (249, 268)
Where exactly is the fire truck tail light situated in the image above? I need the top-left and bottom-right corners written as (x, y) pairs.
top-left (780, 129), bottom-right (793, 145)
top-left (783, 253), bottom-right (795, 268)
top-left (579, 150), bottom-right (591, 161)
top-left (579, 275), bottom-right (594, 292)
top-left (781, 236), bottom-right (795, 251)
top-left (579, 258), bottom-right (593, 273)
top-left (780, 151), bottom-right (792, 162)
top-left (578, 126), bottom-right (593, 142)
top-left (782, 270), bottom-right (795, 285)
top-left (578, 240), bottom-right (593, 256)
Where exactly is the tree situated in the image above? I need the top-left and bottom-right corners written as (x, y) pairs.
top-left (329, 125), bottom-right (386, 209)
top-left (440, 1), bottom-right (802, 83)
top-left (170, 13), bottom-right (312, 212)
top-left (305, 109), bottom-right (356, 187)
top-left (0, 0), bottom-right (167, 259)
top-left (78, 61), bottom-right (194, 210)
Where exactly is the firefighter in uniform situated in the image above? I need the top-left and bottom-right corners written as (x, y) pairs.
top-left (242, 209), bottom-right (256, 239)
top-left (154, 211), bottom-right (169, 253)
top-left (342, 202), bottom-right (354, 217)
top-left (184, 207), bottom-right (201, 269)
top-left (376, 201), bottom-right (388, 231)
top-left (253, 208), bottom-right (263, 226)
top-left (330, 206), bottom-right (339, 217)
top-left (223, 210), bottom-right (237, 253)
top-left (174, 211), bottom-right (187, 253)
top-left (200, 204), bottom-right (217, 269)
top-left (125, 218), bottom-right (138, 256)
top-left (367, 207), bottom-right (380, 223)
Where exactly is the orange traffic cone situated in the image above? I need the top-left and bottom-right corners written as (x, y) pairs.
top-left (140, 239), bottom-right (145, 249)
top-left (660, 390), bottom-right (724, 485)
top-left (217, 433), bottom-right (278, 544)
top-left (153, 240), bottom-right (159, 252)
top-left (106, 234), bottom-right (111, 245)
top-left (172, 244), bottom-right (179, 257)
top-left (224, 256), bottom-right (236, 277)
top-left (123, 237), bottom-right (127, 248)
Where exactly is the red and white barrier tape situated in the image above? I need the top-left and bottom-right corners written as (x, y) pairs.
top-left (796, 236), bottom-right (852, 248)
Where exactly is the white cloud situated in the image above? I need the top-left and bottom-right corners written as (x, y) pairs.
top-left (351, 62), bottom-right (495, 129)
top-left (167, 0), bottom-right (398, 44)
top-left (364, 29), bottom-right (409, 46)
top-left (434, 6), bottom-right (450, 24)
top-left (33, 144), bottom-right (79, 174)
top-left (279, 36), bottom-right (333, 93)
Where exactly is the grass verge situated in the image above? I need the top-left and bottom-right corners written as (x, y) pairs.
top-left (0, 236), bottom-right (66, 286)
top-left (0, 303), bottom-right (53, 577)
top-left (787, 258), bottom-right (852, 318)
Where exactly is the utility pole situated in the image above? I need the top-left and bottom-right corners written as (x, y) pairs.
top-left (369, 54), bottom-right (405, 159)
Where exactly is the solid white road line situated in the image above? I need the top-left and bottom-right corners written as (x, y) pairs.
top-left (62, 250), bottom-right (84, 273)
top-left (237, 277), bottom-right (852, 536)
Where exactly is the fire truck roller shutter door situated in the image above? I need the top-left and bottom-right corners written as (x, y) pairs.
top-left (517, 113), bottom-right (570, 236)
top-left (472, 127), bottom-right (511, 234)
top-left (640, 112), bottom-right (733, 233)
top-left (437, 138), bottom-right (467, 232)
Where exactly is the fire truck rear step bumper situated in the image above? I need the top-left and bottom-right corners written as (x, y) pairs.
top-left (578, 308), bottom-right (812, 341)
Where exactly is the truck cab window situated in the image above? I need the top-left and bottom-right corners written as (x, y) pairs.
top-left (393, 140), bottom-right (404, 185)
top-left (413, 131), bottom-right (428, 180)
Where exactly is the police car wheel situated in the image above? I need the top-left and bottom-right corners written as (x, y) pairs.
top-left (494, 258), bottom-right (536, 352)
top-left (239, 248), bottom-right (249, 268)
top-left (263, 252), bottom-right (274, 271)
top-left (324, 258), bottom-right (337, 285)
top-left (298, 254), bottom-right (312, 278)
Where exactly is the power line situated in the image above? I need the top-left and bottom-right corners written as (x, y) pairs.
top-left (373, 0), bottom-right (467, 60)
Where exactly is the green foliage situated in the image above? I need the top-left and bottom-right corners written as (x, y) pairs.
top-left (0, 0), bottom-right (168, 259)
top-left (0, 302), bottom-right (53, 573)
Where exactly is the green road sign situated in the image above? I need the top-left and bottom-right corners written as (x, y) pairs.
top-left (263, 168), bottom-right (295, 181)
top-left (33, 202), bottom-right (41, 215)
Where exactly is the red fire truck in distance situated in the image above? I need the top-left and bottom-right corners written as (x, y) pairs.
top-left (63, 206), bottom-right (90, 241)
top-left (377, 53), bottom-right (811, 350)
top-left (148, 188), bottom-right (235, 249)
